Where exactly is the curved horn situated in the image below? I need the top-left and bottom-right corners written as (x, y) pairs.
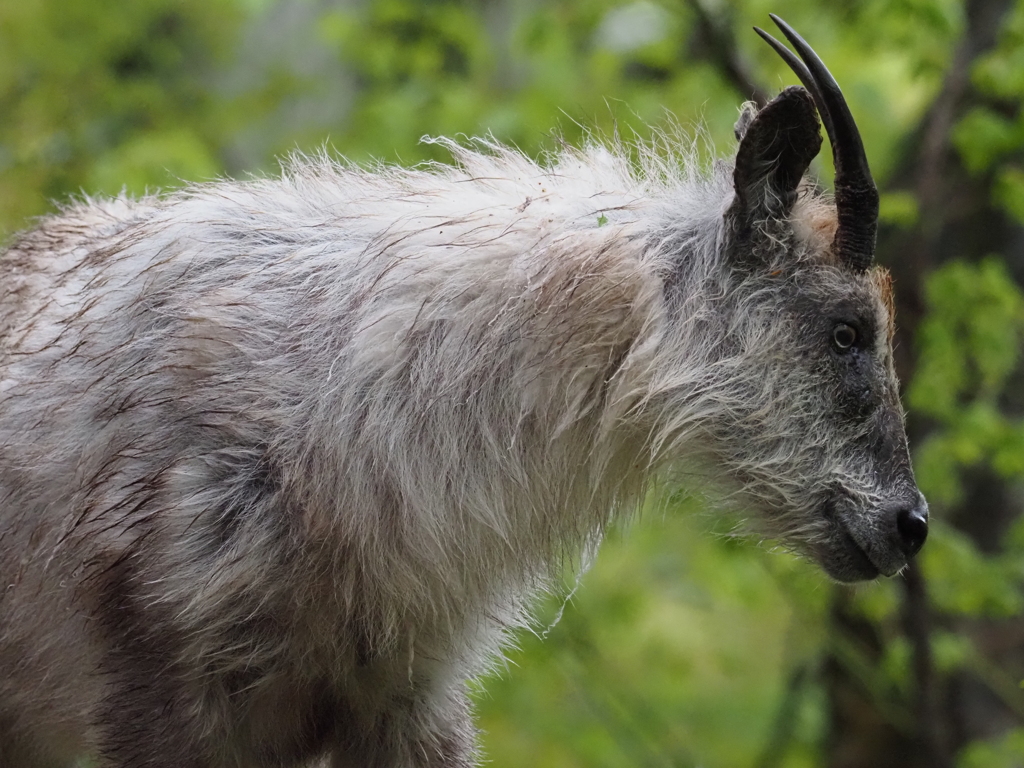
top-left (753, 15), bottom-right (879, 272)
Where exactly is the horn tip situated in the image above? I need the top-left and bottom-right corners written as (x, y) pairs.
top-left (768, 13), bottom-right (798, 39)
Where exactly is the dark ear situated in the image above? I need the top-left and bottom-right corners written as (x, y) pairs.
top-left (727, 85), bottom-right (822, 237)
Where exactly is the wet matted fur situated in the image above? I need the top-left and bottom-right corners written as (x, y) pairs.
top-left (0, 78), bottom-right (924, 768)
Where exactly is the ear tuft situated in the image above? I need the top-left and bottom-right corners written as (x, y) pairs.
top-left (730, 86), bottom-right (822, 225)
top-left (733, 101), bottom-right (759, 141)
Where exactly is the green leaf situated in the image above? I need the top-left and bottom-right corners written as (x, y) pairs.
top-left (953, 108), bottom-right (1021, 175)
top-left (878, 190), bottom-right (919, 227)
top-left (924, 524), bottom-right (1024, 618)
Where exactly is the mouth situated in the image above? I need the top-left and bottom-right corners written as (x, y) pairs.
top-left (812, 497), bottom-right (895, 582)
top-left (819, 525), bottom-right (881, 582)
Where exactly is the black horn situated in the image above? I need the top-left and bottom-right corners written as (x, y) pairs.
top-left (754, 15), bottom-right (879, 273)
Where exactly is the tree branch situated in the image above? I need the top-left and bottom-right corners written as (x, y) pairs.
top-left (682, 0), bottom-right (771, 106)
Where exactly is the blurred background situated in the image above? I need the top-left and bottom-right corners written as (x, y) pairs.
top-left (2, 0), bottom-right (1024, 766)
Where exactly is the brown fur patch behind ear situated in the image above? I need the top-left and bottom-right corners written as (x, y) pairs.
top-left (790, 191), bottom-right (838, 264)
top-left (870, 267), bottom-right (896, 342)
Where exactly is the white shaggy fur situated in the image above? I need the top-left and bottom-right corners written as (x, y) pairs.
top-left (0, 125), bottom-right (918, 767)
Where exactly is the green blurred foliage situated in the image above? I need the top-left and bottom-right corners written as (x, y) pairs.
top-left (954, 1), bottom-right (1024, 226)
top-left (317, 0), bottom-right (722, 165)
top-left (910, 259), bottom-right (1024, 505)
top-left (475, 501), bottom-right (829, 768)
top-left (3, 0), bottom-right (1024, 766)
top-left (959, 727), bottom-right (1024, 768)
top-left (0, 0), bottom-right (248, 232)
top-left (903, 257), bottom-right (1024, 762)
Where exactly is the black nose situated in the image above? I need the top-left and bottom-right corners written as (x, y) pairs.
top-left (896, 497), bottom-right (929, 558)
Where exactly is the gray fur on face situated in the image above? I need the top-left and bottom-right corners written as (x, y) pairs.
top-left (0, 116), bottom-right (922, 765)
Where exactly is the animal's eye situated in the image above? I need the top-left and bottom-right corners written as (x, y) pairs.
top-left (832, 323), bottom-right (858, 351)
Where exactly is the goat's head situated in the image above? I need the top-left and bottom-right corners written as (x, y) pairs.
top-left (660, 16), bottom-right (926, 582)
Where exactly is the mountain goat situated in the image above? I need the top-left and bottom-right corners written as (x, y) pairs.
top-left (0, 16), bottom-right (927, 768)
